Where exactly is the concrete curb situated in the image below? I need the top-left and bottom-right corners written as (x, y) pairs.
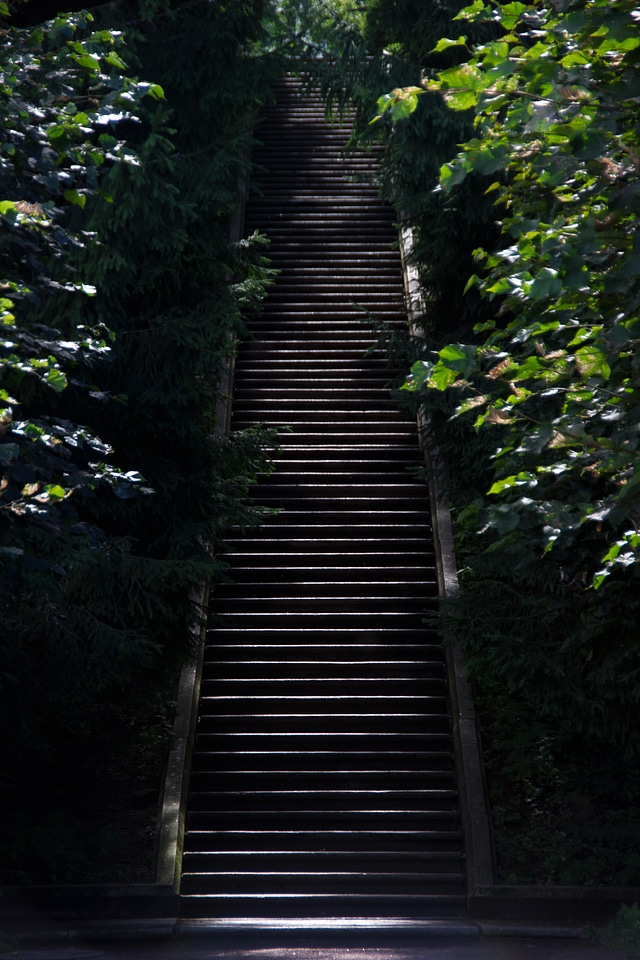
top-left (172, 918), bottom-right (588, 939)
top-left (174, 918), bottom-right (482, 938)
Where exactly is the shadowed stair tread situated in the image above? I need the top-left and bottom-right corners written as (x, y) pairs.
top-left (196, 715), bottom-right (453, 734)
top-left (202, 652), bottom-right (444, 667)
top-left (178, 896), bottom-right (467, 920)
top-left (179, 875), bottom-right (465, 896)
top-left (191, 750), bottom-right (453, 766)
top-left (182, 852), bottom-right (463, 870)
top-left (185, 829), bottom-right (461, 848)
top-left (202, 657), bottom-right (445, 673)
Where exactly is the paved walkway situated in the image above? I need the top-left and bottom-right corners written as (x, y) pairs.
top-left (2, 924), bottom-right (634, 960)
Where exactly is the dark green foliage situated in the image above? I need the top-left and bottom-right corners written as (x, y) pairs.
top-left (0, 10), bottom-right (168, 779)
top-left (593, 904), bottom-right (640, 955)
top-left (391, 0), bottom-right (640, 882)
top-left (408, 0), bottom-right (640, 722)
top-left (0, 679), bottom-right (177, 883)
top-left (0, 0), bottom-right (282, 813)
top-left (363, 0), bottom-right (472, 65)
top-left (303, 0), bottom-right (499, 341)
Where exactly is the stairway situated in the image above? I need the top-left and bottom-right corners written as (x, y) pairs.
top-left (179, 76), bottom-right (466, 921)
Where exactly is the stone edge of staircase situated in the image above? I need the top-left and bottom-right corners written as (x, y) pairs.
top-left (397, 219), bottom-right (495, 903)
top-left (150, 148), bottom-right (252, 896)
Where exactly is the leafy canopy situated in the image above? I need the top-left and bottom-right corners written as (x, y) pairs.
top-left (401, 0), bottom-right (640, 595)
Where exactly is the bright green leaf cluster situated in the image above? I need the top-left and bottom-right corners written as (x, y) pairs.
top-left (371, 85), bottom-right (425, 123)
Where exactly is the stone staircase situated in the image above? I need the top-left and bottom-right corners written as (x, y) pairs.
top-left (179, 75), bottom-right (466, 922)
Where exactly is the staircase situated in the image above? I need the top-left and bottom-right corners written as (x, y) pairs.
top-left (180, 76), bottom-right (466, 922)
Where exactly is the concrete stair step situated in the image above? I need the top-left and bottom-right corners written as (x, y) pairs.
top-left (182, 850), bottom-right (462, 871)
top-left (200, 661), bottom-right (444, 680)
top-left (190, 751), bottom-right (453, 772)
top-left (178, 893), bottom-right (467, 919)
top-left (195, 713), bottom-right (452, 735)
top-left (203, 640), bottom-right (443, 656)
top-left (184, 829), bottom-right (462, 853)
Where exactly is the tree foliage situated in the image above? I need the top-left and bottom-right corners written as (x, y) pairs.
top-left (0, 0), bottom-right (280, 788)
top-left (404, 0), bottom-right (640, 683)
top-left (296, 0), bottom-right (500, 339)
top-left (362, 0), bottom-right (640, 880)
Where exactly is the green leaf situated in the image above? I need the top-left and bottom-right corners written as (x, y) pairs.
top-left (487, 502), bottom-right (522, 533)
top-left (44, 368), bottom-right (68, 392)
top-left (44, 484), bottom-right (67, 499)
top-left (567, 325), bottom-right (602, 347)
top-left (432, 36), bottom-right (468, 53)
top-left (427, 344), bottom-right (477, 389)
top-left (575, 345), bottom-right (611, 380)
top-left (499, 1), bottom-right (527, 29)
top-left (105, 51), bottom-right (127, 70)
top-left (488, 471), bottom-right (536, 495)
top-left (528, 267), bottom-right (563, 300)
top-left (388, 97), bottom-right (418, 120)
top-left (429, 361), bottom-right (462, 390)
top-left (63, 189), bottom-right (86, 209)
top-left (442, 90), bottom-right (478, 110)
top-left (144, 83), bottom-right (165, 100)
top-left (480, 40), bottom-right (510, 66)
top-left (519, 423), bottom-right (553, 454)
top-left (73, 53), bottom-right (100, 72)
top-left (473, 143), bottom-right (510, 175)
top-left (47, 124), bottom-right (68, 144)
top-left (507, 356), bottom-right (544, 381)
top-left (440, 160), bottom-right (471, 190)
top-left (486, 276), bottom-right (512, 296)
top-left (23, 421), bottom-right (45, 439)
top-left (402, 360), bottom-right (433, 392)
top-left (454, 0), bottom-right (488, 20)
top-left (561, 50), bottom-right (589, 67)
top-left (438, 62), bottom-right (485, 92)
top-left (439, 342), bottom-right (477, 375)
